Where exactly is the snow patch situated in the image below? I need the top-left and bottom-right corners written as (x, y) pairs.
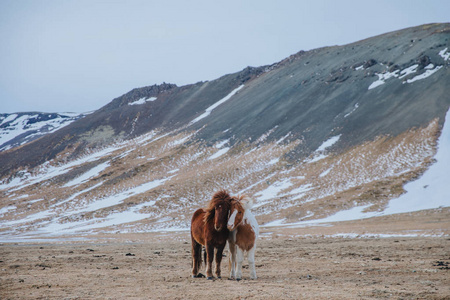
top-left (80, 177), bottom-right (171, 213)
top-left (317, 135), bottom-right (341, 152)
top-left (399, 64), bottom-right (419, 79)
top-left (128, 97), bottom-right (157, 105)
top-left (439, 47), bottom-right (450, 61)
top-left (1, 144), bottom-right (126, 192)
top-left (63, 161), bottom-right (110, 187)
top-left (286, 183), bottom-right (314, 197)
top-left (319, 168), bottom-right (332, 177)
top-left (215, 139), bottom-right (230, 148)
top-left (276, 132), bottom-right (291, 144)
top-left (208, 147), bottom-right (230, 160)
top-left (268, 158), bottom-right (279, 165)
top-left (168, 169), bottom-right (179, 174)
top-left (50, 182), bottom-right (104, 208)
top-left (0, 113), bottom-right (81, 151)
top-left (0, 114), bottom-right (18, 126)
top-left (406, 65), bottom-right (443, 83)
top-left (309, 154), bottom-right (328, 163)
top-left (254, 178), bottom-right (293, 206)
top-left (344, 103), bottom-right (359, 118)
top-left (171, 135), bottom-right (191, 146)
top-left (367, 50), bottom-right (445, 90)
top-left (0, 206), bottom-right (16, 215)
top-left (271, 204), bottom-right (381, 228)
top-left (368, 70), bottom-right (399, 90)
top-left (190, 85), bottom-right (244, 124)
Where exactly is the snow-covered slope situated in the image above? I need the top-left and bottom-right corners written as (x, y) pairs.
top-left (0, 108), bottom-right (448, 240)
top-left (0, 112), bottom-right (84, 151)
top-left (266, 109), bottom-right (450, 227)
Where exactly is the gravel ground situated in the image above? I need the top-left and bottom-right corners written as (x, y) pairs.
top-left (1, 231), bottom-right (449, 299)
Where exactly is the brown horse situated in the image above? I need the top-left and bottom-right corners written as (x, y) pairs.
top-left (190, 190), bottom-right (232, 279)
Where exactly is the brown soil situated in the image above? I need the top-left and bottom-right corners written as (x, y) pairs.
top-left (1, 211), bottom-right (449, 300)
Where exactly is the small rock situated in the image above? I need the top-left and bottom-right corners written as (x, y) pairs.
top-left (363, 59), bottom-right (377, 68)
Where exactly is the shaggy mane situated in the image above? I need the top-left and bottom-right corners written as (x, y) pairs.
top-left (234, 194), bottom-right (254, 210)
top-left (204, 190), bottom-right (231, 223)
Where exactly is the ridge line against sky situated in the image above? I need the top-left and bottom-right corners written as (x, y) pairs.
top-left (1, 0), bottom-right (449, 113)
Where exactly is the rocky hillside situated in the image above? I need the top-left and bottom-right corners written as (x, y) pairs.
top-left (0, 23), bottom-right (449, 240)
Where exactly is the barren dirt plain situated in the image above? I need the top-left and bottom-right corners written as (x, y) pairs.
top-left (1, 209), bottom-right (449, 300)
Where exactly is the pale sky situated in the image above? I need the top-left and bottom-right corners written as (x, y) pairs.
top-left (1, 0), bottom-right (449, 113)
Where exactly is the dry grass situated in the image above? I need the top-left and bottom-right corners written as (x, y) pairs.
top-left (0, 118), bottom-right (442, 236)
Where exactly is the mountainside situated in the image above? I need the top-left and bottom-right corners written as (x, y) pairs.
top-left (0, 112), bottom-right (84, 152)
top-left (0, 23), bottom-right (449, 240)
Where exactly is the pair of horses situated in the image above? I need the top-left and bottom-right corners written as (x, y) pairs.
top-left (190, 190), bottom-right (259, 280)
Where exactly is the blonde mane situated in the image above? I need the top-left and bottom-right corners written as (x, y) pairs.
top-left (235, 194), bottom-right (254, 210)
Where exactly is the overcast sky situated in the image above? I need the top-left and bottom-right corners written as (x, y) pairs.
top-left (1, 0), bottom-right (449, 113)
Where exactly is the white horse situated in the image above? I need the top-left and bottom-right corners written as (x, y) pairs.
top-left (227, 195), bottom-right (259, 280)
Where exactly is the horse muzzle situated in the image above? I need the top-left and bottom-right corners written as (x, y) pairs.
top-left (215, 225), bottom-right (223, 231)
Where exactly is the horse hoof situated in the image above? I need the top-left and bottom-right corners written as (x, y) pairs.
top-left (217, 276), bottom-right (221, 279)
top-left (193, 273), bottom-right (205, 278)
top-left (236, 278), bottom-right (242, 282)
top-left (207, 277), bottom-right (214, 280)
top-left (228, 277), bottom-right (235, 281)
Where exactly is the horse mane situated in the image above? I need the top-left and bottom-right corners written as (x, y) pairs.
top-left (234, 194), bottom-right (254, 210)
top-left (204, 190), bottom-right (231, 223)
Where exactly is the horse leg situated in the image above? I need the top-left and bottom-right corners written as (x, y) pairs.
top-left (191, 238), bottom-right (202, 278)
top-left (205, 244), bottom-right (215, 279)
top-left (203, 246), bottom-right (206, 268)
top-left (228, 240), bottom-right (237, 280)
top-left (248, 246), bottom-right (257, 280)
top-left (214, 244), bottom-right (225, 279)
top-left (235, 247), bottom-right (244, 281)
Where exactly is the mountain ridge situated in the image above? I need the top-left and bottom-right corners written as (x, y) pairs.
top-left (1, 23), bottom-right (449, 174)
top-left (0, 23), bottom-right (449, 239)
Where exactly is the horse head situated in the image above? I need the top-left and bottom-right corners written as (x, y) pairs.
top-left (205, 190), bottom-right (231, 231)
top-left (214, 201), bottom-right (230, 231)
top-left (227, 196), bottom-right (246, 231)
